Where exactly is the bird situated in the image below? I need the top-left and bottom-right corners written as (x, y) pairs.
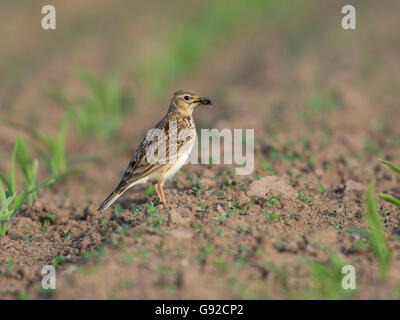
top-left (98, 90), bottom-right (212, 212)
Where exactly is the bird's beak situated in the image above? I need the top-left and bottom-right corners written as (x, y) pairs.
top-left (195, 97), bottom-right (212, 106)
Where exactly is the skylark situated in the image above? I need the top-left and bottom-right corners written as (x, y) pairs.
top-left (98, 90), bottom-right (211, 212)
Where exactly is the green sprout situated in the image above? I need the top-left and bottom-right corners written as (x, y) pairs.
top-left (0, 182), bottom-right (25, 236)
top-left (30, 116), bottom-right (78, 180)
top-left (297, 193), bottom-right (313, 203)
top-left (48, 70), bottom-right (132, 141)
top-left (307, 254), bottom-right (353, 299)
top-left (145, 185), bottom-right (155, 198)
top-left (190, 176), bottom-right (206, 194)
top-left (0, 116), bottom-right (83, 181)
top-left (379, 160), bottom-right (400, 208)
top-left (0, 142), bottom-right (25, 237)
top-left (16, 137), bottom-right (55, 205)
top-left (367, 179), bottom-right (391, 281)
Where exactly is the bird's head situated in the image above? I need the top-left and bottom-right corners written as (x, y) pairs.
top-left (170, 90), bottom-right (212, 116)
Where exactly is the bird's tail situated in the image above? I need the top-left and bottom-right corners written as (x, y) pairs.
top-left (97, 186), bottom-right (128, 213)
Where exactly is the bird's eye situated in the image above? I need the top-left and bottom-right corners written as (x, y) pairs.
top-left (184, 95), bottom-right (190, 101)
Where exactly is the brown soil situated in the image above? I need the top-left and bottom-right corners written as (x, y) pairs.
top-left (1, 0), bottom-right (400, 299)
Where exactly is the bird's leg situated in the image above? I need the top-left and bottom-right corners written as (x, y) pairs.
top-left (159, 181), bottom-right (166, 204)
top-left (153, 183), bottom-right (162, 204)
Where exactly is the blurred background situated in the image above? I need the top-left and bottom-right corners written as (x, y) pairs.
top-left (1, 0), bottom-right (399, 145)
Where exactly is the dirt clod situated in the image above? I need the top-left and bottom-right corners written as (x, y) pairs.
top-left (247, 176), bottom-right (297, 199)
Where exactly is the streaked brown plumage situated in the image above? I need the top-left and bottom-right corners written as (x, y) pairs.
top-left (98, 90), bottom-right (211, 212)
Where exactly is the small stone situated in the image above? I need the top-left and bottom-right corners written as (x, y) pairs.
top-left (345, 180), bottom-right (365, 192)
top-left (61, 265), bottom-right (77, 275)
top-left (247, 176), bottom-right (297, 199)
top-left (168, 229), bottom-right (193, 239)
top-left (232, 192), bottom-right (252, 206)
top-left (169, 209), bottom-right (182, 223)
top-left (215, 204), bottom-right (225, 215)
top-left (181, 259), bottom-right (189, 267)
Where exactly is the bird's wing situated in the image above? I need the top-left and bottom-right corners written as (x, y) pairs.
top-left (114, 118), bottom-right (172, 190)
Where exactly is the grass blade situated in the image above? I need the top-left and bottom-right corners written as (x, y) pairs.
top-left (9, 140), bottom-right (18, 195)
top-left (0, 118), bottom-right (53, 149)
top-left (381, 160), bottom-right (400, 175)
top-left (379, 193), bottom-right (400, 208)
top-left (366, 179), bottom-right (391, 281)
top-left (2, 191), bottom-right (25, 236)
top-left (0, 172), bottom-right (11, 192)
top-left (16, 136), bottom-right (32, 178)
top-left (28, 178), bottom-right (56, 194)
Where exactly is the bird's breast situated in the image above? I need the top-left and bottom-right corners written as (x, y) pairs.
top-left (160, 134), bottom-right (196, 181)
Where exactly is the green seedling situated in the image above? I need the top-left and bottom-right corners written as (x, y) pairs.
top-left (309, 155), bottom-right (317, 164)
top-left (297, 193), bottom-right (313, 203)
top-left (345, 226), bottom-right (369, 253)
top-left (190, 176), bottom-right (206, 194)
top-left (318, 184), bottom-right (326, 193)
top-left (379, 194), bottom-right (400, 208)
top-left (214, 258), bottom-right (228, 272)
top-left (145, 202), bottom-right (164, 233)
top-left (264, 194), bottom-right (287, 223)
top-left (146, 202), bottom-right (158, 214)
top-left (265, 193), bottom-right (283, 208)
top-left (222, 176), bottom-right (238, 187)
top-left (25, 234), bottom-right (34, 247)
top-left (113, 203), bottom-right (122, 216)
top-left (301, 91), bottom-right (341, 120)
top-left (19, 292), bottom-right (31, 300)
top-left (191, 222), bottom-right (204, 235)
top-left (0, 259), bottom-right (15, 276)
top-left (122, 253), bottom-right (136, 265)
top-left (196, 202), bottom-right (209, 213)
top-left (39, 213), bottom-right (57, 225)
top-left (145, 185), bottom-right (155, 198)
top-left (48, 70), bottom-right (132, 141)
top-left (262, 160), bottom-right (273, 172)
top-left (0, 182), bottom-right (25, 237)
top-left (0, 142), bottom-right (25, 237)
top-left (82, 245), bottom-right (107, 261)
top-left (379, 160), bottom-right (400, 208)
top-left (230, 201), bottom-right (252, 212)
top-left (0, 139), bottom-right (18, 197)
top-left (65, 232), bottom-right (73, 239)
top-left (51, 256), bottom-right (68, 268)
top-left (219, 209), bottom-right (235, 223)
top-left (211, 222), bottom-right (225, 237)
top-left (127, 205), bottom-right (142, 222)
top-left (367, 179), bottom-right (391, 281)
top-left (138, 250), bottom-right (150, 260)
top-left (265, 207), bottom-right (285, 223)
top-left (306, 254), bottom-right (353, 299)
top-left (268, 148), bottom-right (299, 163)
top-left (288, 167), bottom-right (303, 178)
top-left (201, 244), bottom-right (214, 258)
top-left (0, 116), bottom-right (83, 181)
top-left (16, 137), bottom-right (55, 205)
top-left (30, 117), bottom-right (78, 180)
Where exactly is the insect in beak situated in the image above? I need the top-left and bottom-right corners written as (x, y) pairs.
top-left (195, 97), bottom-right (212, 106)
